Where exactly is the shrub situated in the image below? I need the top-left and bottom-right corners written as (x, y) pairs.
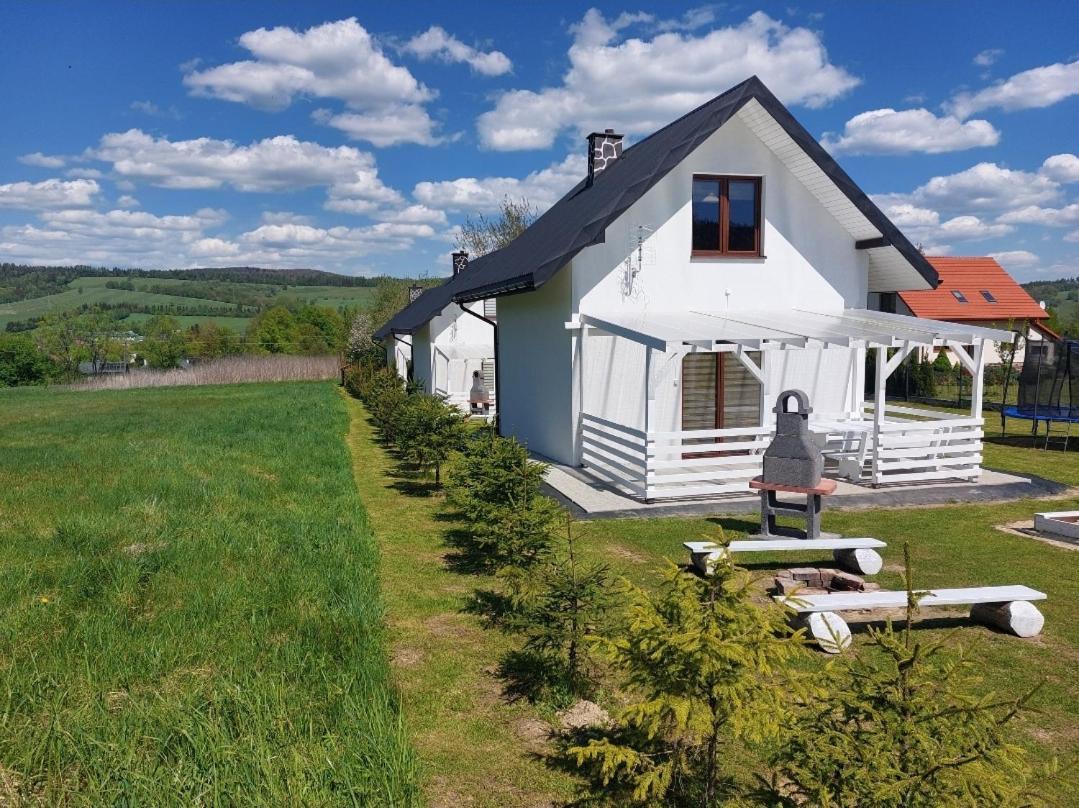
top-left (140, 315), bottom-right (186, 368)
top-left (0, 334), bottom-right (55, 386)
top-left (570, 555), bottom-right (800, 806)
top-left (445, 431), bottom-right (562, 568)
top-left (395, 393), bottom-right (468, 484)
top-left (360, 367), bottom-right (410, 442)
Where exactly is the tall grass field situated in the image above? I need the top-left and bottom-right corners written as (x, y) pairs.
top-left (0, 382), bottom-right (417, 804)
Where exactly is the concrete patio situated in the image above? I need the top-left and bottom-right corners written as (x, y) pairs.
top-left (540, 459), bottom-right (1067, 520)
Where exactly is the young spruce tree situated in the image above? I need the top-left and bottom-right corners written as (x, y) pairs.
top-left (445, 430), bottom-right (562, 568)
top-left (571, 552), bottom-right (801, 806)
top-left (502, 516), bottom-right (612, 695)
top-left (762, 544), bottom-right (1046, 808)
top-left (395, 394), bottom-right (468, 484)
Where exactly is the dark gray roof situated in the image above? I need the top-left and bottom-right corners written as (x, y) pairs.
top-left (373, 253), bottom-right (492, 339)
top-left (377, 75), bottom-right (937, 335)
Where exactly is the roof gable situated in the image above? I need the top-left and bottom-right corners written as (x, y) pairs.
top-left (899, 257), bottom-right (1047, 322)
top-left (377, 75), bottom-right (939, 338)
top-left (451, 75), bottom-right (937, 303)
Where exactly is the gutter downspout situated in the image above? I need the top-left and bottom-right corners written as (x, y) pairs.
top-left (458, 302), bottom-right (501, 435)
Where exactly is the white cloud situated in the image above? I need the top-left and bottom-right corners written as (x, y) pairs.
top-left (260, 211), bottom-right (314, 225)
top-left (948, 59), bottom-right (1079, 118)
top-left (413, 153), bottom-right (583, 212)
top-left (89, 129), bottom-right (403, 214)
top-left (371, 204), bottom-right (447, 225)
top-left (1041, 153), bottom-right (1079, 184)
top-left (876, 202), bottom-right (939, 229)
top-left (477, 9), bottom-right (859, 150)
top-left (130, 100), bottom-right (181, 119)
top-left (313, 105), bottom-right (442, 147)
top-left (989, 250), bottom-right (1039, 267)
top-left (65, 168), bottom-right (104, 179)
top-left (403, 26), bottom-right (511, 76)
top-left (936, 214), bottom-right (1012, 240)
top-left (821, 108), bottom-right (999, 155)
top-left (116, 194), bottom-right (140, 208)
top-left (0, 178), bottom-right (100, 209)
top-left (998, 203), bottom-right (1079, 227)
top-left (884, 162), bottom-right (1061, 214)
top-left (183, 18), bottom-right (441, 147)
top-left (1064, 230), bottom-right (1079, 243)
top-left (973, 49), bottom-right (1003, 68)
top-left (0, 202), bottom-right (430, 273)
top-left (18, 152), bottom-right (66, 169)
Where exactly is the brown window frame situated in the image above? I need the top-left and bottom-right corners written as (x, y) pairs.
top-left (691, 174), bottom-right (763, 258)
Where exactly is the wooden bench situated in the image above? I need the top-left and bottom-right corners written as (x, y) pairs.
top-left (775, 585), bottom-right (1047, 653)
top-left (683, 537), bottom-right (885, 578)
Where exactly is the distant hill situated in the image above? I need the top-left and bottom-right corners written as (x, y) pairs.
top-left (1021, 277), bottom-right (1079, 336)
top-left (0, 263), bottom-right (428, 333)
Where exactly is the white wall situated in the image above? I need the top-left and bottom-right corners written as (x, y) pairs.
top-left (571, 114), bottom-right (868, 318)
top-left (564, 113), bottom-right (870, 454)
top-left (412, 299), bottom-right (495, 397)
top-left (499, 270), bottom-right (575, 463)
top-left (386, 336), bottom-right (411, 379)
top-left (411, 322), bottom-right (433, 391)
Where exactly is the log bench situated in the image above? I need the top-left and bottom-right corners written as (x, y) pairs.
top-left (683, 537), bottom-right (886, 577)
top-left (775, 585), bottom-right (1048, 653)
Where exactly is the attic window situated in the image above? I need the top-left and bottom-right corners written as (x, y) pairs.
top-left (951, 290), bottom-right (968, 303)
top-left (692, 176), bottom-right (762, 257)
top-left (981, 290), bottom-right (997, 303)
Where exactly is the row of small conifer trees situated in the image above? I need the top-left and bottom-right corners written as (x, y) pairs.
top-left (345, 361), bottom-right (1052, 807)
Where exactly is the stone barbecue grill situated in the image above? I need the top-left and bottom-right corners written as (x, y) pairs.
top-left (752, 389), bottom-right (833, 541)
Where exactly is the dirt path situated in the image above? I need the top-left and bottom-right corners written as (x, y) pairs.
top-left (343, 393), bottom-right (575, 808)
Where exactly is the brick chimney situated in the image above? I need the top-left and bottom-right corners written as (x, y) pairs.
top-left (452, 250), bottom-right (469, 275)
top-left (408, 284), bottom-right (424, 303)
top-left (587, 129), bottom-right (623, 185)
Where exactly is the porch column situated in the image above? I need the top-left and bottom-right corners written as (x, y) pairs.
top-left (872, 345), bottom-right (887, 484)
top-left (970, 338), bottom-right (987, 417)
top-left (644, 345), bottom-right (654, 501)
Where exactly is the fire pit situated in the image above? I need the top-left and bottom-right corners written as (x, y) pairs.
top-left (1034, 511), bottom-right (1079, 541)
top-left (773, 567), bottom-right (880, 596)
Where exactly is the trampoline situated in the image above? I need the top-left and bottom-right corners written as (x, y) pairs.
top-left (1000, 338), bottom-right (1079, 450)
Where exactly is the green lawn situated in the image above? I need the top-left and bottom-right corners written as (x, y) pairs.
top-left (344, 395), bottom-right (579, 807)
top-left (344, 396), bottom-right (1079, 805)
top-left (0, 382), bottom-right (417, 805)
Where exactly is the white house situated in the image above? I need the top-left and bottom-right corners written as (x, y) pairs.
top-left (397, 77), bottom-right (1013, 500)
top-left (376, 252), bottom-right (497, 413)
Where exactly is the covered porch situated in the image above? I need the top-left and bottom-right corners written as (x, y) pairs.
top-left (572, 308), bottom-right (1012, 501)
top-left (432, 343), bottom-right (496, 417)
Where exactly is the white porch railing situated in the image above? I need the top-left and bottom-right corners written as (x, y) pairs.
top-left (580, 404), bottom-right (985, 501)
top-left (864, 403), bottom-right (983, 485)
top-left (645, 425), bottom-right (772, 500)
top-left (580, 413), bottom-right (649, 497)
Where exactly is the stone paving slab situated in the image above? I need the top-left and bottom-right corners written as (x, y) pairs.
top-left (539, 460), bottom-right (1067, 521)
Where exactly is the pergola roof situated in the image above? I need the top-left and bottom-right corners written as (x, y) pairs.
top-left (433, 343), bottom-right (493, 361)
top-left (578, 308), bottom-right (1014, 353)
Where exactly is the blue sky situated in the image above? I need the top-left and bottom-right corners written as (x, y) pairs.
top-left (2, 1), bottom-right (1078, 281)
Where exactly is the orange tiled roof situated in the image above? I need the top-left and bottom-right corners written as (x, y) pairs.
top-left (898, 256), bottom-right (1048, 322)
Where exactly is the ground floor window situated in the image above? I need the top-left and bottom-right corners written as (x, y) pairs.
top-left (681, 352), bottom-right (762, 454)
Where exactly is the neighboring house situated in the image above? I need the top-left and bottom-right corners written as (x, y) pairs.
top-left (384, 76), bottom-right (1011, 500)
top-left (887, 256), bottom-right (1054, 366)
top-left (376, 252), bottom-right (497, 413)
